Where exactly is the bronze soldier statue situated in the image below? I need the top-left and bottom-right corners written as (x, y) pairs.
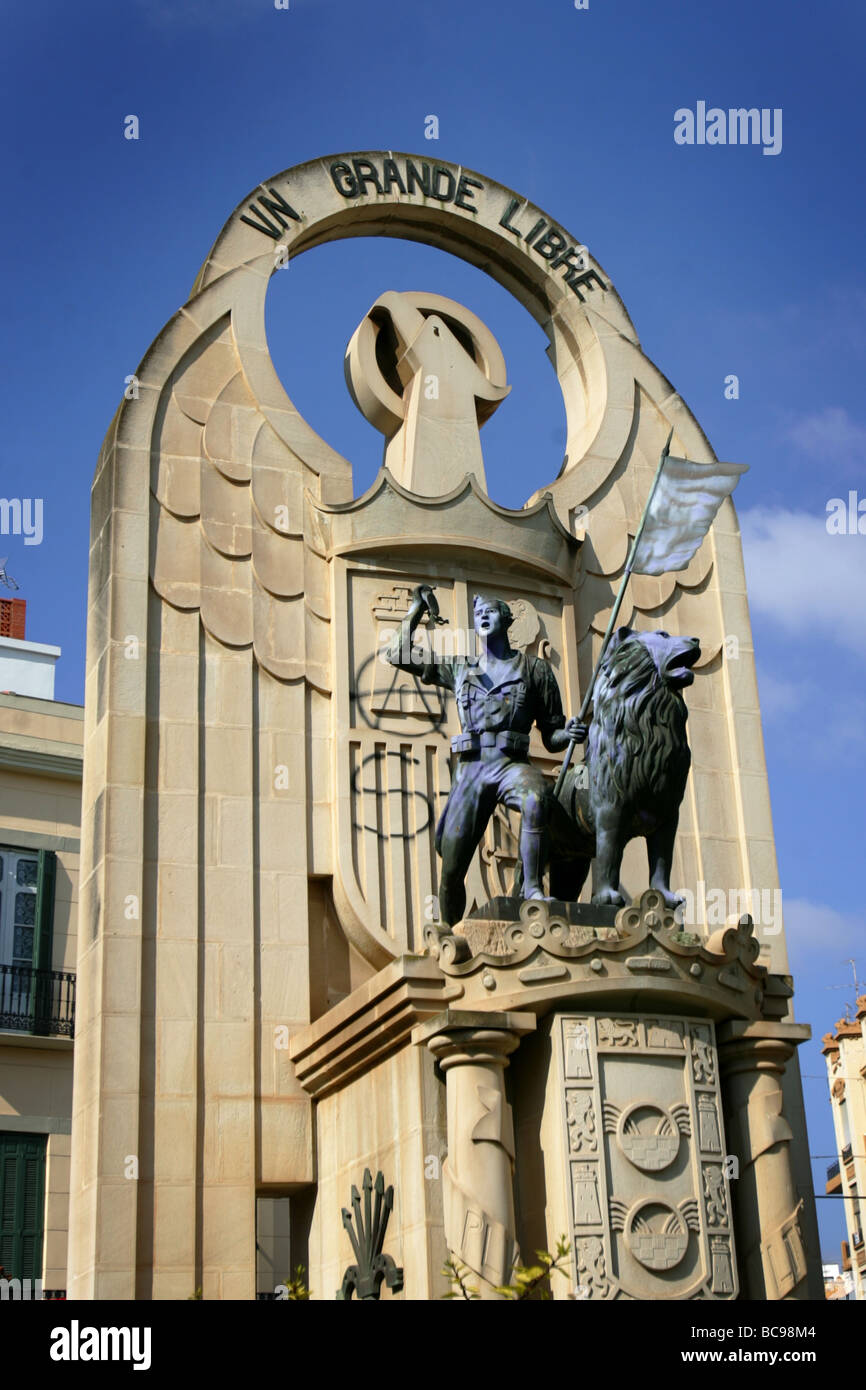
top-left (387, 586), bottom-right (584, 926)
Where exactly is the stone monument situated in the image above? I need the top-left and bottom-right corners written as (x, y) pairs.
top-left (68, 152), bottom-right (820, 1300)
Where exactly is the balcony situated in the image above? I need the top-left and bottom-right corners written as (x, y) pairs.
top-left (826, 1161), bottom-right (842, 1194)
top-left (842, 1142), bottom-right (853, 1165)
top-left (0, 964), bottom-right (75, 1039)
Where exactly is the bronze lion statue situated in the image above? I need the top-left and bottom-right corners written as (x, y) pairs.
top-left (545, 626), bottom-right (700, 908)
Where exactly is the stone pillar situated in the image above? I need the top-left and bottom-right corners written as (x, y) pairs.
top-left (416, 1010), bottom-right (535, 1300)
top-left (718, 1020), bottom-right (812, 1300)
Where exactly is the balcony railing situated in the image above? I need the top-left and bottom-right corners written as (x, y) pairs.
top-left (842, 1143), bottom-right (853, 1165)
top-left (0, 964), bottom-right (75, 1039)
top-left (827, 1161), bottom-right (840, 1182)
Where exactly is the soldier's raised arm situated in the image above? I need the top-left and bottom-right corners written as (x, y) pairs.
top-left (385, 584), bottom-right (450, 679)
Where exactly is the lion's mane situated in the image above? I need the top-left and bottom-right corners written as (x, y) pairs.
top-left (588, 636), bottom-right (691, 823)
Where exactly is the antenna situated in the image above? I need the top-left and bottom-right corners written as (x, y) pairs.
top-left (825, 959), bottom-right (863, 994)
top-left (826, 958), bottom-right (864, 1034)
top-left (0, 558), bottom-right (19, 591)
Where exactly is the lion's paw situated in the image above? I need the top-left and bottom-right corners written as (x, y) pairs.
top-left (592, 888), bottom-right (626, 908)
top-left (651, 885), bottom-right (686, 910)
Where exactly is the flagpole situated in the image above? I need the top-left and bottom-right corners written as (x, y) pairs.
top-left (553, 428), bottom-right (674, 799)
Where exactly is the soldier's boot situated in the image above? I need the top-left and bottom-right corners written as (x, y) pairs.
top-left (520, 828), bottom-right (547, 900)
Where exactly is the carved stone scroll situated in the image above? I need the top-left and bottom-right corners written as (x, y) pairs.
top-left (718, 1020), bottom-right (812, 1299)
top-left (418, 1010), bottom-right (535, 1299)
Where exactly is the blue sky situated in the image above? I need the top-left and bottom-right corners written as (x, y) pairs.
top-left (3, 0), bottom-right (864, 1265)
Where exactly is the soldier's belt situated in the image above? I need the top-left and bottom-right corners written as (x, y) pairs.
top-left (451, 730), bottom-right (530, 757)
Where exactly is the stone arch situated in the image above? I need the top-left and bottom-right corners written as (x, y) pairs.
top-left (184, 151), bottom-right (638, 507)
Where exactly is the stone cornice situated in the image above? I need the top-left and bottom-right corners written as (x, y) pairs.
top-left (0, 1032), bottom-right (74, 1055)
top-left (289, 891), bottom-right (805, 1100)
top-left (0, 827), bottom-right (80, 854)
top-left (306, 468), bottom-right (579, 583)
top-left (834, 1019), bottom-right (862, 1041)
top-left (426, 889), bottom-right (792, 1022)
top-left (0, 693), bottom-right (83, 720)
top-left (0, 739), bottom-right (83, 781)
top-left (287, 954), bottom-right (462, 1099)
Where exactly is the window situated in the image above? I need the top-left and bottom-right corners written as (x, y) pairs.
top-left (255, 1191), bottom-right (314, 1298)
top-left (838, 1095), bottom-right (853, 1155)
top-left (256, 1197), bottom-right (293, 1296)
top-left (0, 1133), bottom-right (46, 1283)
top-left (0, 851), bottom-right (39, 968)
top-left (0, 849), bottom-right (57, 1034)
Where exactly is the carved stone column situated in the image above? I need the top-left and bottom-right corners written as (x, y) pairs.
top-left (415, 1010), bottom-right (535, 1300)
top-left (718, 1020), bottom-right (812, 1299)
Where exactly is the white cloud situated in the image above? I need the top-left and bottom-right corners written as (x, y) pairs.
top-left (740, 506), bottom-right (866, 655)
top-left (783, 898), bottom-right (863, 960)
top-left (787, 407), bottom-right (866, 467)
top-left (756, 671), bottom-right (809, 717)
top-left (818, 695), bottom-right (866, 753)
top-left (753, 666), bottom-right (866, 752)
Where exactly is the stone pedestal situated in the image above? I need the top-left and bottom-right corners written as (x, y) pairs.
top-left (427, 891), bottom-right (817, 1299)
top-left (286, 892), bottom-right (818, 1301)
top-left (416, 1010), bottom-right (535, 1299)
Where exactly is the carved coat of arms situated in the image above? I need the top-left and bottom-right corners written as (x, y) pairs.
top-left (559, 1013), bottom-right (738, 1300)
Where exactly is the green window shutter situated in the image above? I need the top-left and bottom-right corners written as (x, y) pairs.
top-left (0, 1133), bottom-right (46, 1282)
top-left (33, 850), bottom-right (56, 972)
top-left (31, 850), bottom-right (56, 1036)
top-left (0, 1143), bottom-right (16, 1272)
